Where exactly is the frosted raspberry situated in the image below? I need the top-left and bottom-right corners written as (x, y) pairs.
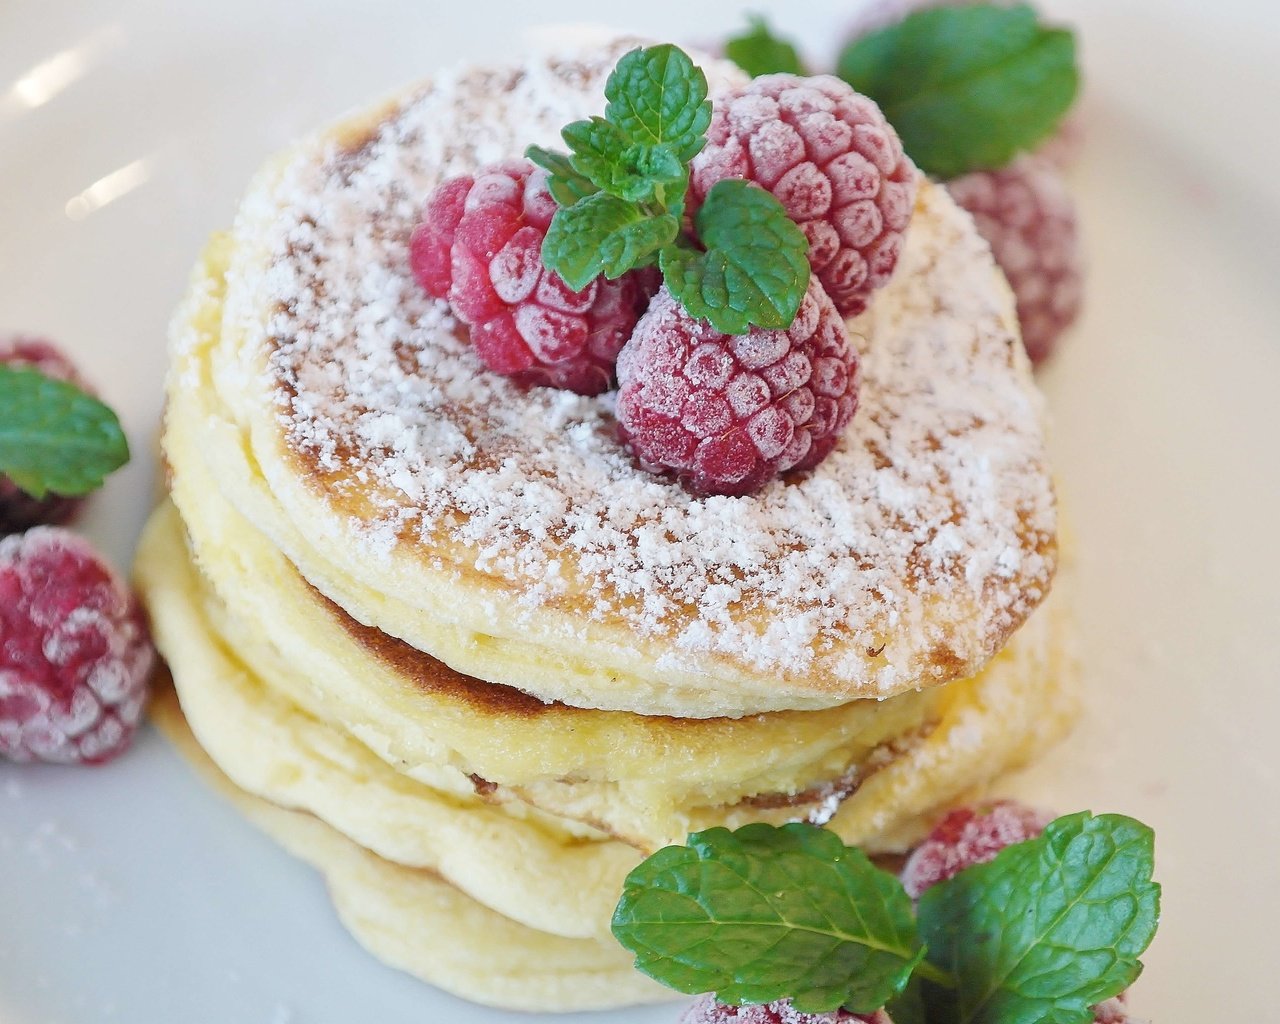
top-left (688, 74), bottom-right (917, 318)
top-left (900, 800), bottom-right (1052, 900)
top-left (0, 338), bottom-right (89, 535)
top-left (409, 160), bottom-right (653, 395)
top-left (616, 280), bottom-right (859, 496)
top-left (0, 528), bottom-right (154, 765)
top-left (679, 994), bottom-right (892, 1024)
top-left (946, 156), bottom-right (1082, 364)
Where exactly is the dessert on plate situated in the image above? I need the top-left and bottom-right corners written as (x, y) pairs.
top-left (133, 32), bottom-right (1078, 1014)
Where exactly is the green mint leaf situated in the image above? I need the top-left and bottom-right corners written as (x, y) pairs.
top-left (725, 15), bottom-right (804, 77)
top-left (525, 144), bottom-right (599, 206)
top-left (542, 193), bottom-right (678, 289)
top-left (560, 116), bottom-right (632, 191)
top-left (559, 119), bottom-right (686, 204)
top-left (612, 822), bottom-right (924, 1014)
top-left (612, 142), bottom-right (687, 204)
top-left (659, 180), bottom-right (809, 334)
top-left (0, 365), bottom-right (129, 499)
top-left (919, 812), bottom-right (1161, 1024)
top-left (836, 2), bottom-right (1079, 178)
top-left (604, 44), bottom-right (711, 162)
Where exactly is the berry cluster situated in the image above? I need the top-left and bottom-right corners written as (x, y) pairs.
top-left (410, 69), bottom-right (916, 496)
top-left (0, 340), bottom-right (155, 766)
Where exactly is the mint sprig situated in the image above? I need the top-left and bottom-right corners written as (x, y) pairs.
top-left (836, 3), bottom-right (1078, 178)
top-left (529, 45), bottom-right (810, 334)
top-left (612, 823), bottom-right (924, 1014)
top-left (725, 15), bottom-right (804, 77)
top-left (0, 365), bottom-right (130, 499)
top-left (919, 812), bottom-right (1160, 1024)
top-left (612, 814), bottom-right (1159, 1023)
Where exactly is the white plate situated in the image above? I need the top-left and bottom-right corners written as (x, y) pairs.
top-left (2, 1), bottom-right (1277, 1020)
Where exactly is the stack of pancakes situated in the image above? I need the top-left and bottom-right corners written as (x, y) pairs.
top-left (134, 39), bottom-right (1076, 1012)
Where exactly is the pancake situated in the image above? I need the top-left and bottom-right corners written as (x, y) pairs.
top-left (181, 37), bottom-right (1057, 718)
top-left (150, 688), bottom-right (672, 1012)
top-left (136, 498), bottom-right (1075, 889)
top-left (139, 35), bottom-right (1075, 1009)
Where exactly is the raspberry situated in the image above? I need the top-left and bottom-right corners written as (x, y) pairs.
top-left (615, 280), bottom-right (859, 496)
top-left (945, 156), bottom-right (1082, 365)
top-left (679, 994), bottom-right (893, 1024)
top-left (0, 338), bottom-right (89, 535)
top-left (900, 800), bottom-right (1052, 900)
top-left (688, 74), bottom-right (917, 318)
top-left (409, 159), bottom-right (654, 395)
top-left (0, 528), bottom-right (154, 765)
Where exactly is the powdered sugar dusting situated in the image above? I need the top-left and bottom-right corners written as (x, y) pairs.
top-left (254, 40), bottom-right (1055, 690)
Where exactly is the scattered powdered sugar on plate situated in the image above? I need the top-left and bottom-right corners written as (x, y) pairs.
top-left (252, 39), bottom-right (1055, 684)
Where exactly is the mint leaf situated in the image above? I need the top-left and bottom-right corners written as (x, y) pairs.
top-left (612, 823), bottom-right (923, 1014)
top-left (612, 142), bottom-right (687, 204)
top-left (560, 116), bottom-right (632, 191)
top-left (560, 117), bottom-right (688, 204)
top-left (604, 44), bottom-right (711, 162)
top-left (525, 145), bottom-right (599, 206)
top-left (726, 15), bottom-right (804, 77)
top-left (0, 365), bottom-right (129, 499)
top-left (919, 812), bottom-right (1160, 1024)
top-left (542, 193), bottom-right (678, 290)
top-left (659, 180), bottom-right (809, 334)
top-left (836, 3), bottom-right (1078, 177)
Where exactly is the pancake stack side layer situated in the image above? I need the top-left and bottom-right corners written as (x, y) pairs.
top-left (136, 38), bottom-right (1077, 1013)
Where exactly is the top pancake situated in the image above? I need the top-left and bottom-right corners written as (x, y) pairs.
top-left (196, 37), bottom-right (1056, 717)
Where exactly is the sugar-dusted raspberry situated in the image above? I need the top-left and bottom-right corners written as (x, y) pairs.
top-left (900, 800), bottom-right (1052, 900)
top-left (409, 159), bottom-right (653, 395)
top-left (946, 155), bottom-right (1082, 364)
top-left (688, 74), bottom-right (917, 318)
top-left (680, 994), bottom-right (892, 1024)
top-left (615, 280), bottom-right (859, 496)
top-left (0, 338), bottom-right (89, 535)
top-left (0, 528), bottom-right (154, 765)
